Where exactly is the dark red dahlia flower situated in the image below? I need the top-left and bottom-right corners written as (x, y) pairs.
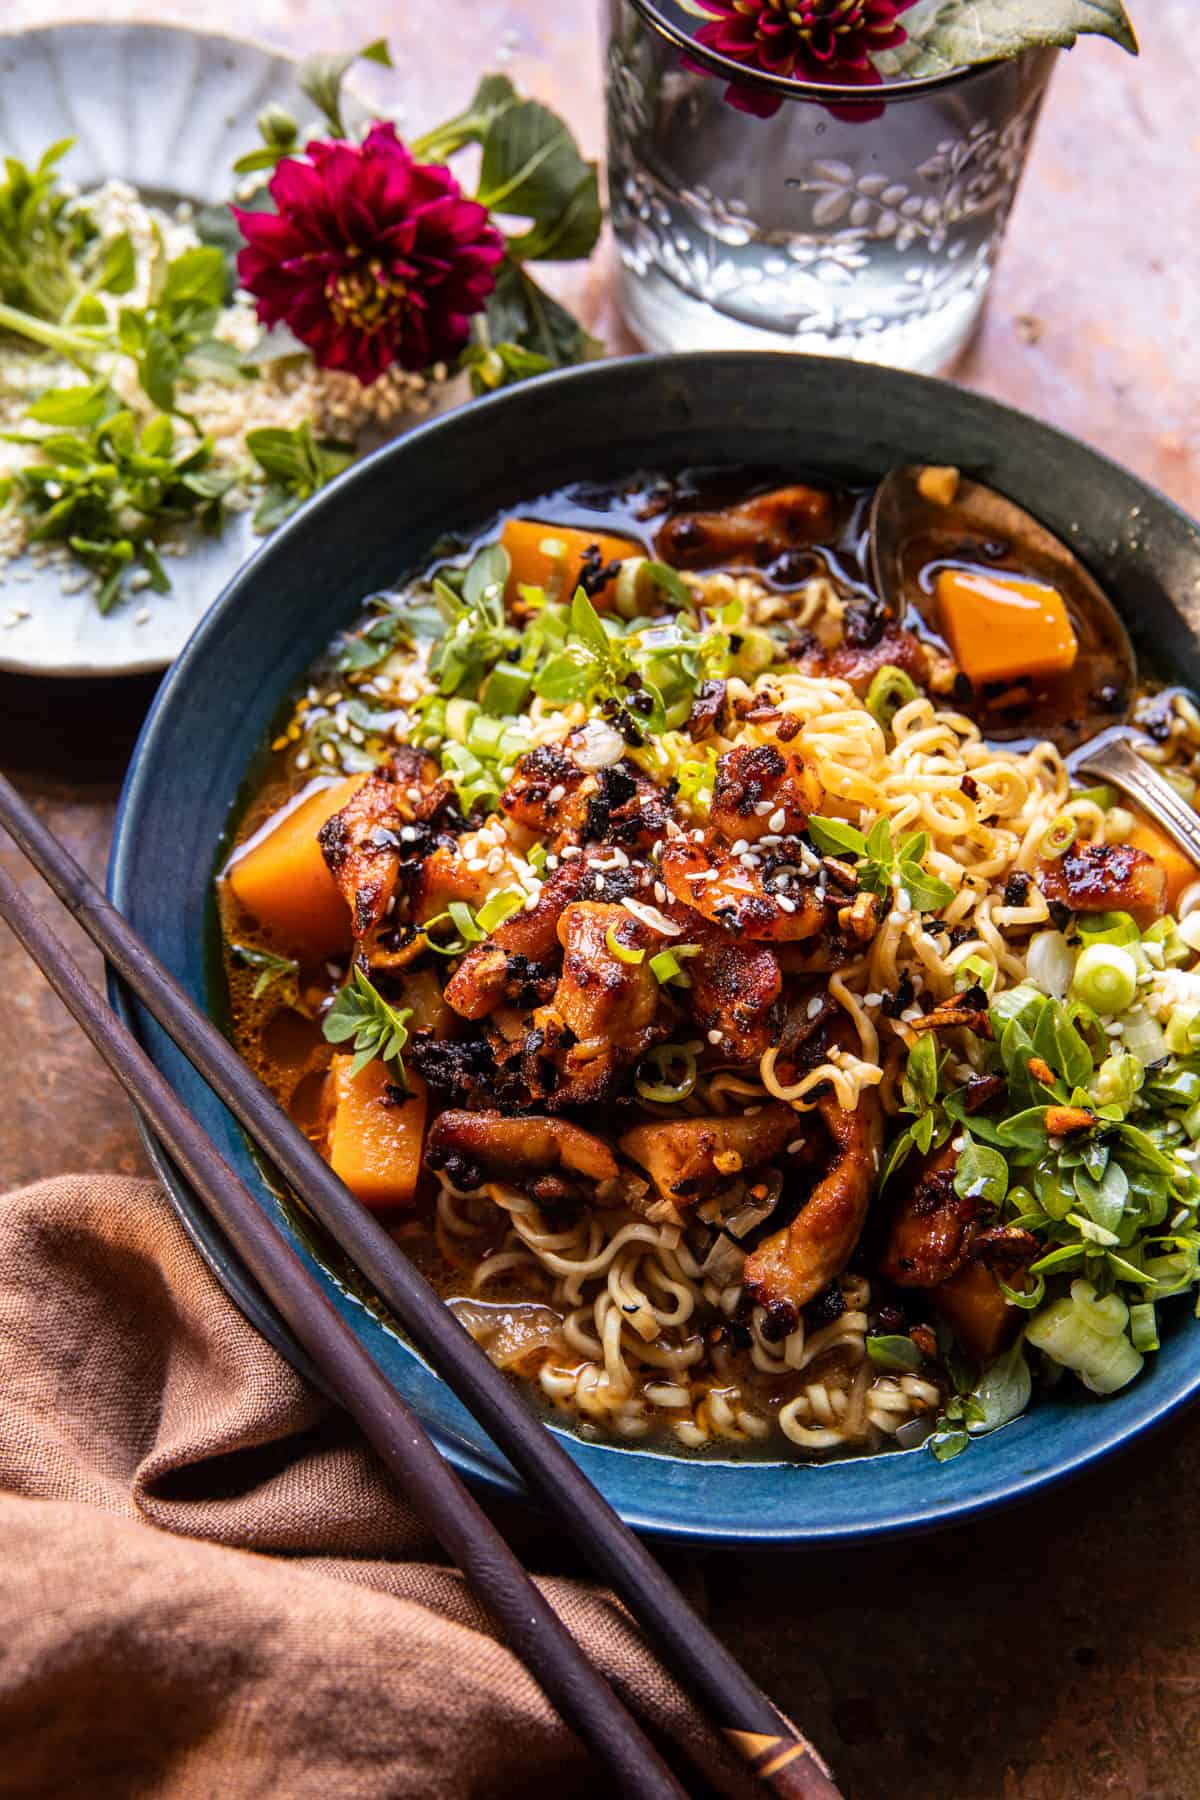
top-left (690, 0), bottom-right (918, 120)
top-left (234, 123), bottom-right (504, 385)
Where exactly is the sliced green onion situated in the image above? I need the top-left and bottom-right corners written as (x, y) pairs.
top-left (650, 944), bottom-right (702, 987)
top-left (605, 922), bottom-right (646, 965)
top-left (447, 900), bottom-right (485, 944)
top-left (1070, 784), bottom-right (1116, 810)
top-left (445, 697), bottom-right (479, 744)
top-left (467, 713), bottom-right (509, 757)
top-left (1077, 910), bottom-right (1140, 947)
top-left (1121, 1005), bottom-right (1169, 1066)
top-left (1105, 807), bottom-right (1135, 843)
top-left (1129, 1301), bottom-right (1159, 1353)
top-left (476, 888), bottom-right (525, 934)
top-left (1071, 942), bottom-right (1138, 1015)
top-left (526, 841), bottom-right (548, 878)
top-left (866, 1333), bottom-right (923, 1373)
top-left (1040, 814), bottom-right (1077, 859)
top-left (865, 664), bottom-right (918, 730)
top-left (954, 953), bottom-right (996, 992)
top-left (635, 1042), bottom-right (698, 1104)
top-left (483, 660), bottom-right (533, 716)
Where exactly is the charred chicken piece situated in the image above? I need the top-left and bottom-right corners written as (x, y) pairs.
top-left (1037, 840), bottom-right (1168, 927)
top-left (319, 749), bottom-right (447, 943)
top-left (425, 1109), bottom-right (618, 1191)
top-left (708, 743), bottom-right (823, 845)
top-left (789, 622), bottom-right (936, 698)
top-left (619, 1102), bottom-right (800, 1205)
top-left (879, 1140), bottom-right (1032, 1361)
top-left (444, 861), bottom-right (589, 1021)
top-left (742, 1091), bottom-right (881, 1325)
top-left (653, 484), bottom-right (836, 569)
top-left (659, 837), bottom-right (827, 941)
top-left (879, 1141), bottom-right (974, 1288)
top-left (550, 900), bottom-right (662, 1065)
top-left (501, 744), bottom-right (589, 842)
top-left (688, 933), bottom-right (782, 1061)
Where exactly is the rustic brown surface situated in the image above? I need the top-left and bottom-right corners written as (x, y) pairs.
top-left (2, 4), bottom-right (1198, 1797)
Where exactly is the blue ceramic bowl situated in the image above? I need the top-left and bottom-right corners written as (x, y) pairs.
top-left (110, 352), bottom-right (1200, 1544)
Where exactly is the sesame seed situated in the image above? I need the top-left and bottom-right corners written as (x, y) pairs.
top-left (548, 783), bottom-right (566, 804)
top-left (863, 992), bottom-right (882, 1007)
top-left (594, 874), bottom-right (604, 892)
top-left (654, 881), bottom-right (667, 904)
top-left (707, 1029), bottom-right (723, 1045)
top-left (691, 828), bottom-right (705, 843)
top-left (325, 962), bottom-right (342, 979)
top-left (731, 839), bottom-right (749, 855)
top-left (776, 895), bottom-right (796, 914)
top-left (560, 846), bottom-right (580, 860)
top-left (806, 996), bottom-right (824, 1019)
top-left (406, 786), bottom-right (422, 804)
top-left (768, 808), bottom-right (787, 833)
top-left (754, 800), bottom-right (773, 817)
top-left (467, 857), bottom-right (486, 872)
top-left (486, 851), bottom-right (505, 874)
top-left (399, 825), bottom-right (417, 842)
top-left (787, 1139), bottom-right (806, 1154)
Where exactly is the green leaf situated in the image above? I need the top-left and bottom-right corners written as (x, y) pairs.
top-left (879, 1125), bottom-right (916, 1190)
top-left (162, 246), bottom-right (226, 311)
top-left (463, 542), bottom-right (511, 607)
top-left (806, 815), bottom-right (867, 860)
top-left (995, 1106), bottom-right (1050, 1151)
top-left (297, 38), bottom-right (392, 139)
top-left (476, 96), bottom-right (601, 262)
top-left (929, 1425), bottom-right (971, 1462)
top-left (897, 0), bottom-right (1137, 77)
top-left (867, 1334), bottom-right (924, 1373)
top-left (25, 381), bottom-right (113, 428)
top-left (1074, 1160), bottom-right (1130, 1236)
top-left (968, 1336), bottom-right (1031, 1435)
top-left (477, 259), bottom-right (601, 375)
top-left (409, 73), bottom-right (520, 163)
top-left (902, 1031), bottom-right (939, 1113)
top-left (93, 231), bottom-right (136, 296)
top-left (230, 942), bottom-right (300, 999)
top-left (953, 1133), bottom-right (1009, 1205)
top-left (641, 561), bottom-right (692, 608)
top-left (321, 966), bottom-right (412, 1082)
top-left (900, 859), bottom-right (955, 913)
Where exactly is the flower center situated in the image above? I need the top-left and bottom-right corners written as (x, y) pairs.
top-left (326, 260), bottom-right (408, 336)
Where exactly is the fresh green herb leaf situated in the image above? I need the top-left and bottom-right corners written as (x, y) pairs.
top-left (806, 815), bottom-right (867, 861)
top-left (896, 0), bottom-right (1137, 80)
top-left (321, 966), bottom-right (412, 1081)
top-left (230, 942), bottom-right (300, 999)
top-left (866, 1334), bottom-right (924, 1373)
top-left (298, 38), bottom-right (392, 140)
top-left (246, 422), bottom-right (354, 531)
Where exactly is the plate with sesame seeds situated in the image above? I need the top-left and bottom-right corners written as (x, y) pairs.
top-left (111, 351), bottom-right (1200, 1543)
top-left (0, 22), bottom-right (447, 677)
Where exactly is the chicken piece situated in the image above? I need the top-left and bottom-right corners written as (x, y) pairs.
top-left (659, 838), bottom-right (826, 940)
top-left (443, 861), bottom-right (588, 1021)
top-left (425, 1109), bottom-right (618, 1190)
top-left (654, 485), bottom-right (836, 569)
top-left (619, 1103), bottom-right (800, 1205)
top-left (791, 622), bottom-right (935, 698)
top-left (1037, 841), bottom-right (1168, 927)
top-left (709, 744), bottom-right (823, 845)
top-left (688, 933), bottom-right (782, 1061)
top-left (318, 750), bottom-right (446, 942)
top-left (501, 744), bottom-right (590, 842)
top-left (879, 1142), bottom-right (973, 1288)
top-left (552, 902), bottom-right (662, 1064)
top-left (880, 1142), bottom-right (1032, 1359)
top-left (742, 1092), bottom-right (881, 1329)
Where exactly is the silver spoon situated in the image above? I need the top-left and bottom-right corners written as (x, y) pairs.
top-left (869, 466), bottom-right (1200, 871)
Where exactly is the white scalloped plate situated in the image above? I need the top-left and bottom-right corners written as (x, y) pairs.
top-left (0, 23), bottom-right (302, 677)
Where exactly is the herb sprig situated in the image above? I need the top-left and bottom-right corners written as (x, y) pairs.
top-left (322, 966), bottom-right (413, 1082)
top-left (807, 815), bottom-right (956, 914)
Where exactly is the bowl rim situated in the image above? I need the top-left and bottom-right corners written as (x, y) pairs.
top-left (109, 349), bottom-right (1200, 1544)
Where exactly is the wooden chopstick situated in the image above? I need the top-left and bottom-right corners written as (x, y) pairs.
top-left (0, 858), bottom-right (691, 1800)
top-left (0, 771), bottom-right (843, 1800)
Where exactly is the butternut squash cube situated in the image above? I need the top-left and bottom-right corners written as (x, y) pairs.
top-left (1126, 814), bottom-right (1200, 913)
top-left (500, 517), bottom-right (642, 609)
top-left (225, 776), bottom-right (362, 958)
top-left (935, 567), bottom-right (1078, 687)
top-left (325, 1055), bottom-right (428, 1210)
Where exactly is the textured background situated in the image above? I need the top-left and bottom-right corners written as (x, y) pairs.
top-left (1, 4), bottom-right (1197, 1795)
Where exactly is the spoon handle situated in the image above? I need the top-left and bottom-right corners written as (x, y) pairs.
top-left (1072, 734), bottom-right (1200, 871)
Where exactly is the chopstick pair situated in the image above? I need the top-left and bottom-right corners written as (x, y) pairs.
top-left (0, 771), bottom-right (842, 1800)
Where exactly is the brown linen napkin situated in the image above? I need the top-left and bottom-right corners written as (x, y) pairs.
top-left (0, 1174), bottom-right (767, 1799)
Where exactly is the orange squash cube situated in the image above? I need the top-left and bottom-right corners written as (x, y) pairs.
top-left (325, 1055), bottom-right (428, 1210)
top-left (225, 776), bottom-right (362, 958)
top-left (935, 567), bottom-right (1078, 687)
top-left (500, 517), bottom-right (642, 609)
top-left (1125, 814), bottom-right (1200, 913)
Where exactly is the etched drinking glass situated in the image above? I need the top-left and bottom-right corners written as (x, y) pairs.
top-left (605, 0), bottom-right (1057, 374)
